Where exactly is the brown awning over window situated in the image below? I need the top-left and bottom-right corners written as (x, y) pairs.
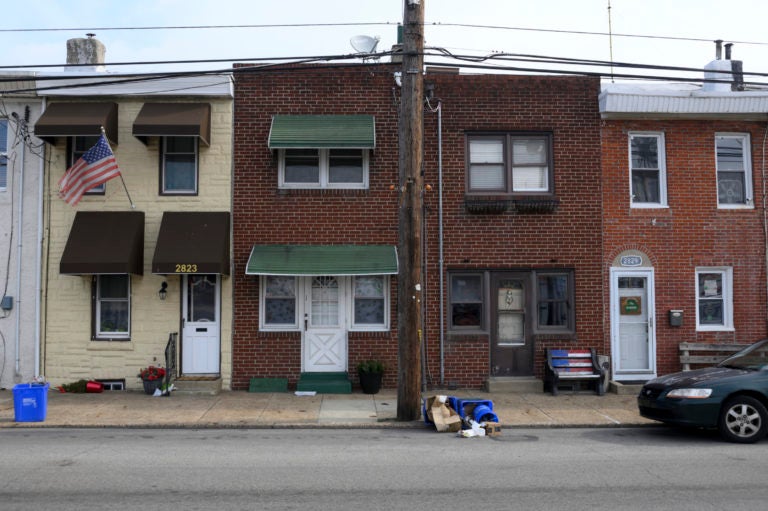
top-left (132, 103), bottom-right (212, 146)
top-left (152, 212), bottom-right (230, 275)
top-left (34, 102), bottom-right (118, 145)
top-left (60, 211), bottom-right (144, 275)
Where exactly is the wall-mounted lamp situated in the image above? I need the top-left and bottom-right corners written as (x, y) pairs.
top-left (158, 281), bottom-right (168, 301)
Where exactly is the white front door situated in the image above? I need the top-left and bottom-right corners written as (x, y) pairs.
top-left (182, 274), bottom-right (220, 374)
top-left (303, 276), bottom-right (347, 372)
top-left (610, 268), bottom-right (656, 381)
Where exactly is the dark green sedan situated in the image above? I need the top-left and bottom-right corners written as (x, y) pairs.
top-left (638, 339), bottom-right (768, 443)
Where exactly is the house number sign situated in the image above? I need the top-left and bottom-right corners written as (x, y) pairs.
top-left (620, 255), bottom-right (642, 267)
top-left (175, 264), bottom-right (198, 273)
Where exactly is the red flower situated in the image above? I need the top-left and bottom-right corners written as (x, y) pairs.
top-left (138, 365), bottom-right (166, 381)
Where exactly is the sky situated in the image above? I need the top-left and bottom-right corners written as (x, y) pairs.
top-left (1, 0), bottom-right (767, 84)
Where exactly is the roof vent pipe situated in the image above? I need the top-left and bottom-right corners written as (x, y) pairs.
top-left (714, 39), bottom-right (723, 59)
top-left (725, 43), bottom-right (733, 60)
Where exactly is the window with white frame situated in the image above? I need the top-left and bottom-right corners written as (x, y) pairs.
top-left (70, 136), bottom-right (105, 194)
top-left (0, 119), bottom-right (8, 190)
top-left (161, 136), bottom-right (198, 195)
top-left (93, 275), bottom-right (130, 340)
top-left (352, 276), bottom-right (388, 329)
top-left (715, 133), bottom-right (752, 207)
top-left (279, 148), bottom-right (368, 189)
top-left (467, 133), bottom-right (553, 194)
top-left (260, 275), bottom-right (389, 330)
top-left (696, 267), bottom-right (733, 330)
top-left (629, 132), bottom-right (666, 207)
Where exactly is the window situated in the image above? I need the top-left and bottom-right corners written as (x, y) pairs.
top-left (263, 276), bottom-right (298, 328)
top-left (0, 119), bottom-right (7, 190)
top-left (161, 137), bottom-right (198, 194)
top-left (535, 272), bottom-right (574, 333)
top-left (467, 134), bottom-right (552, 194)
top-left (70, 136), bottom-right (105, 194)
top-left (352, 276), bottom-right (388, 329)
top-left (449, 270), bottom-right (575, 335)
top-left (260, 275), bottom-right (390, 331)
top-left (450, 274), bottom-right (484, 330)
top-left (93, 275), bottom-right (130, 340)
top-left (629, 132), bottom-right (666, 207)
top-left (696, 267), bottom-right (733, 330)
top-left (279, 148), bottom-right (368, 189)
top-left (716, 133), bottom-right (752, 207)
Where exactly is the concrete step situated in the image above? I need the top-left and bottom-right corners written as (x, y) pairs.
top-left (172, 376), bottom-right (222, 396)
top-left (485, 377), bottom-right (543, 393)
top-left (297, 372), bottom-right (351, 394)
top-left (609, 381), bottom-right (644, 396)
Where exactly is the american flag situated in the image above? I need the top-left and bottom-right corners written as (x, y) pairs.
top-left (58, 134), bottom-right (121, 206)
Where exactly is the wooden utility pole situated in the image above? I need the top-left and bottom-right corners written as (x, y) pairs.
top-left (397, 0), bottom-right (425, 421)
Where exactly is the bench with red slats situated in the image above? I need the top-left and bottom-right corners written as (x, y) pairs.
top-left (545, 348), bottom-right (605, 396)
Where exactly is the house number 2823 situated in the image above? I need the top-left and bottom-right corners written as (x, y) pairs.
top-left (175, 264), bottom-right (198, 273)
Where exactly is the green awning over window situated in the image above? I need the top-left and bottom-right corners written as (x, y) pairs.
top-left (268, 115), bottom-right (375, 149)
top-left (246, 245), bottom-right (397, 276)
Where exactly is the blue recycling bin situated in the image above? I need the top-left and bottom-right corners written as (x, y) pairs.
top-left (13, 383), bottom-right (49, 422)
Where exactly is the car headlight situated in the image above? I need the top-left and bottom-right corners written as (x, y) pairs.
top-left (666, 388), bottom-right (713, 399)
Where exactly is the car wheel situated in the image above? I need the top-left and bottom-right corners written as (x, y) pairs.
top-left (718, 396), bottom-right (768, 444)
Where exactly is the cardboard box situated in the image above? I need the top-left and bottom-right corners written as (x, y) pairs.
top-left (483, 421), bottom-right (502, 437)
top-left (425, 395), bottom-right (462, 433)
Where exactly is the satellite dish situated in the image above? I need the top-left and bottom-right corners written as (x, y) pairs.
top-left (350, 35), bottom-right (380, 54)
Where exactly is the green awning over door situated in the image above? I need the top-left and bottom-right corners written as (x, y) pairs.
top-left (245, 245), bottom-right (398, 276)
top-left (268, 115), bottom-right (375, 149)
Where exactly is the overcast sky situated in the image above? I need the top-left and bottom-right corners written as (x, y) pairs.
top-left (1, 0), bottom-right (766, 83)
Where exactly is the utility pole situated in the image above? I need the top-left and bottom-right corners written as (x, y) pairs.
top-left (397, 0), bottom-right (425, 421)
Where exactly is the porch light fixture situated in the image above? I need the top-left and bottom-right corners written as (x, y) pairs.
top-left (158, 281), bottom-right (168, 301)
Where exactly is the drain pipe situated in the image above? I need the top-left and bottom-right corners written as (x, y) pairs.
top-left (13, 114), bottom-right (26, 377)
top-left (436, 100), bottom-right (445, 386)
top-left (762, 122), bottom-right (768, 332)
top-left (35, 98), bottom-right (46, 379)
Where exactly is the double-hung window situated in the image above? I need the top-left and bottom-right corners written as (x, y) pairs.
top-left (450, 274), bottom-right (485, 330)
top-left (629, 132), bottom-right (666, 207)
top-left (279, 148), bottom-right (368, 189)
top-left (716, 133), bottom-right (752, 207)
top-left (161, 136), bottom-right (198, 195)
top-left (263, 276), bottom-right (298, 329)
top-left (70, 136), bottom-right (104, 194)
top-left (535, 272), bottom-right (574, 333)
top-left (467, 133), bottom-right (553, 194)
top-left (352, 276), bottom-right (388, 330)
top-left (93, 275), bottom-right (130, 340)
top-left (0, 119), bottom-right (7, 191)
top-left (695, 267), bottom-right (733, 330)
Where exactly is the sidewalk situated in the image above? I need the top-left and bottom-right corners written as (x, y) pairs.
top-left (0, 387), bottom-right (653, 429)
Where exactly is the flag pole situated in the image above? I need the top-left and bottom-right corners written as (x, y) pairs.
top-left (101, 126), bottom-right (135, 209)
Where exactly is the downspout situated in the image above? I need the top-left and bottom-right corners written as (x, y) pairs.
top-left (763, 121), bottom-right (768, 333)
top-left (35, 98), bottom-right (46, 379)
top-left (14, 114), bottom-right (25, 377)
top-left (437, 100), bottom-right (444, 386)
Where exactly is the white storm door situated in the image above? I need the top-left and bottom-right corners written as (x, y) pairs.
top-left (303, 276), bottom-right (347, 372)
top-left (611, 269), bottom-right (656, 380)
top-left (182, 274), bottom-right (220, 374)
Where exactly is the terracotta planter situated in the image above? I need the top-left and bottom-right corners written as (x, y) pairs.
top-left (358, 371), bottom-right (383, 394)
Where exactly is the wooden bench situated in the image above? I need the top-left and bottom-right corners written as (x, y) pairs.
top-left (679, 342), bottom-right (750, 371)
top-left (545, 348), bottom-right (605, 396)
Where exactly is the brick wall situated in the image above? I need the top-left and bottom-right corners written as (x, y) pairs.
top-left (232, 65), bottom-right (604, 389)
top-left (602, 119), bottom-right (768, 375)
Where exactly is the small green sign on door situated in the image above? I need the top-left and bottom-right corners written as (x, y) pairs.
top-left (621, 296), bottom-right (642, 315)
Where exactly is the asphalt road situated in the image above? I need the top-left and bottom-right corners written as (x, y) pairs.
top-left (1, 427), bottom-right (766, 510)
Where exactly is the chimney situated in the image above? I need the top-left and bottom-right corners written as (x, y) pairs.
top-left (702, 40), bottom-right (743, 92)
top-left (66, 34), bottom-right (106, 72)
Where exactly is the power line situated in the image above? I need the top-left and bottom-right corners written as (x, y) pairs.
top-left (1, 20), bottom-right (767, 47)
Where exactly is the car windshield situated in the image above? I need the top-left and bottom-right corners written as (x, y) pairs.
top-left (718, 340), bottom-right (768, 371)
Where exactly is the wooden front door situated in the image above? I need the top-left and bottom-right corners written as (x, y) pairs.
top-left (490, 273), bottom-right (534, 376)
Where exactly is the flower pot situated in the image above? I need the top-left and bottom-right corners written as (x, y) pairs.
top-left (358, 371), bottom-right (383, 394)
top-left (142, 379), bottom-right (163, 395)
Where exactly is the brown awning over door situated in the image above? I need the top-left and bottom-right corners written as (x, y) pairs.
top-left (152, 212), bottom-right (230, 275)
top-left (34, 102), bottom-right (118, 145)
top-left (132, 103), bottom-right (212, 146)
top-left (60, 211), bottom-right (144, 275)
